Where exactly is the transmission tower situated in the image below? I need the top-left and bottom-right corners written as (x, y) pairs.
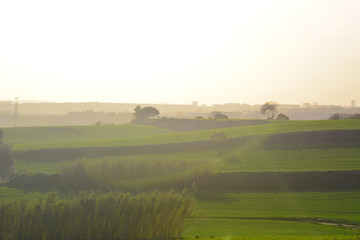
top-left (14, 97), bottom-right (19, 127)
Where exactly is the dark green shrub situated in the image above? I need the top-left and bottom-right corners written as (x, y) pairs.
top-left (210, 132), bottom-right (227, 144)
top-left (214, 113), bottom-right (229, 119)
top-left (0, 130), bottom-right (14, 180)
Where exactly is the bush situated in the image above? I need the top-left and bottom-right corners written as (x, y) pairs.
top-left (276, 113), bottom-right (290, 120)
top-left (0, 130), bottom-right (14, 180)
top-left (214, 113), bottom-right (229, 119)
top-left (0, 191), bottom-right (194, 240)
top-left (211, 132), bottom-right (227, 144)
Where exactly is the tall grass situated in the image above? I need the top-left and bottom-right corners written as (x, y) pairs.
top-left (62, 156), bottom-right (214, 190)
top-left (0, 191), bottom-right (194, 240)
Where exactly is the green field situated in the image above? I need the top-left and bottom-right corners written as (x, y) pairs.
top-left (183, 191), bottom-right (360, 238)
top-left (183, 218), bottom-right (356, 238)
top-left (196, 191), bottom-right (360, 223)
top-left (2, 124), bottom-right (172, 150)
top-left (4, 119), bottom-right (360, 151)
top-left (2, 119), bottom-right (360, 239)
top-left (11, 140), bottom-right (360, 176)
top-left (0, 186), bottom-right (52, 202)
top-left (14, 144), bottom-right (360, 174)
top-left (217, 145), bottom-right (360, 172)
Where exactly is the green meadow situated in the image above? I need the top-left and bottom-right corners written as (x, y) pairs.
top-left (1, 119), bottom-right (360, 239)
top-left (14, 142), bottom-right (360, 174)
top-left (2, 124), bottom-right (172, 151)
top-left (196, 191), bottom-right (360, 222)
top-left (4, 119), bottom-right (360, 151)
top-left (183, 219), bottom-right (357, 238)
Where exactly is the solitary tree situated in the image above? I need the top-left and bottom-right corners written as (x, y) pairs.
top-left (133, 106), bottom-right (160, 120)
top-left (260, 101), bottom-right (279, 120)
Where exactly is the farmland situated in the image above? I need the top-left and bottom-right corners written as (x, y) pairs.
top-left (3, 119), bottom-right (360, 151)
top-left (1, 119), bottom-right (360, 239)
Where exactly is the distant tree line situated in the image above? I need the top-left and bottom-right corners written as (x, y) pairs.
top-left (329, 113), bottom-right (360, 120)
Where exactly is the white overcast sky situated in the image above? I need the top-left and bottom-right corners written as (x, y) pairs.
top-left (0, 0), bottom-right (359, 106)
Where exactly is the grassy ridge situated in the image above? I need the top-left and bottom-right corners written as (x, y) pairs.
top-left (218, 146), bottom-right (360, 172)
top-left (13, 141), bottom-right (360, 174)
top-left (2, 124), bottom-right (172, 150)
top-left (7, 119), bottom-right (360, 151)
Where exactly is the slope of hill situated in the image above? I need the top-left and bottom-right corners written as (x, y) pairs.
top-left (6, 119), bottom-right (360, 151)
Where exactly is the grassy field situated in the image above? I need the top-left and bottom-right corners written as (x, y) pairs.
top-left (0, 186), bottom-right (52, 202)
top-left (217, 145), bottom-right (360, 172)
top-left (183, 218), bottom-right (357, 238)
top-left (2, 119), bottom-right (360, 239)
top-left (14, 160), bottom-right (64, 174)
top-left (195, 191), bottom-right (360, 223)
top-left (1, 186), bottom-right (359, 239)
top-left (183, 191), bottom-right (360, 239)
top-left (4, 119), bottom-right (360, 151)
top-left (13, 141), bottom-right (360, 174)
top-left (2, 124), bottom-right (172, 150)
top-left (185, 236), bottom-right (360, 240)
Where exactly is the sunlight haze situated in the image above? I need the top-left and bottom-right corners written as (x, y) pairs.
top-left (1, 0), bottom-right (359, 106)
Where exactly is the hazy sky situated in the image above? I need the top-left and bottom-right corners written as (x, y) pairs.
top-left (1, 0), bottom-right (359, 106)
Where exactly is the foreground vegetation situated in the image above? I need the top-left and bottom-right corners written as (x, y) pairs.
top-left (0, 191), bottom-right (194, 240)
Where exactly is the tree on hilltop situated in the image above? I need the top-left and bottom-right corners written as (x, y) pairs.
top-left (260, 101), bottom-right (279, 120)
top-left (133, 106), bottom-right (160, 120)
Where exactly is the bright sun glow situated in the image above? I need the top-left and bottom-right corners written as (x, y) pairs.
top-left (0, 0), bottom-right (359, 105)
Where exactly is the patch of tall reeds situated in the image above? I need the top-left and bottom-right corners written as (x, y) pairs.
top-left (0, 190), bottom-right (194, 240)
top-left (62, 156), bottom-right (214, 190)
